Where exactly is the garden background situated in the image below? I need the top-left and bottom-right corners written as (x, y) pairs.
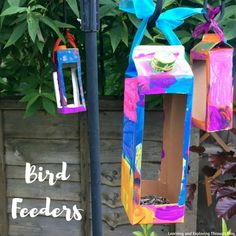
top-left (0, 0), bottom-right (236, 236)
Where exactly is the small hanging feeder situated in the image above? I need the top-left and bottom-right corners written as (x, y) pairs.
top-left (52, 30), bottom-right (86, 114)
top-left (191, 34), bottom-right (233, 132)
top-left (191, 1), bottom-right (233, 132)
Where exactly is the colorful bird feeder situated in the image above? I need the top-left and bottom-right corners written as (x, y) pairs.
top-left (191, 34), bottom-right (234, 132)
top-left (121, 45), bottom-right (194, 224)
top-left (52, 31), bottom-right (86, 114)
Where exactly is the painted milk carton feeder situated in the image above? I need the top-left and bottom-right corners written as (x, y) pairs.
top-left (191, 34), bottom-right (234, 132)
top-left (121, 45), bottom-right (194, 224)
top-left (53, 45), bottom-right (86, 114)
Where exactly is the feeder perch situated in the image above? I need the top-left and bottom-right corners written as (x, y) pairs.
top-left (121, 45), bottom-right (194, 224)
top-left (191, 34), bottom-right (234, 132)
top-left (53, 45), bottom-right (86, 114)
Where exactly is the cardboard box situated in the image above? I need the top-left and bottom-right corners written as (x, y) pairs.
top-left (191, 34), bottom-right (234, 132)
top-left (121, 46), bottom-right (193, 224)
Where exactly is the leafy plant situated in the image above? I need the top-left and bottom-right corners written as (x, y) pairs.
top-left (1, 0), bottom-right (236, 116)
top-left (132, 224), bottom-right (157, 236)
top-left (202, 151), bottom-right (236, 220)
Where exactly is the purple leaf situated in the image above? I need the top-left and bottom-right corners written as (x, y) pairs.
top-left (216, 196), bottom-right (236, 220)
top-left (211, 180), bottom-right (225, 196)
top-left (222, 162), bottom-right (236, 175)
top-left (216, 186), bottom-right (236, 200)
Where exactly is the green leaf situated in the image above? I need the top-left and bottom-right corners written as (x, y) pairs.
top-left (222, 220), bottom-right (227, 235)
top-left (10, 13), bottom-right (26, 25)
top-left (163, 0), bottom-right (176, 8)
top-left (4, 21), bottom-right (26, 48)
top-left (31, 5), bottom-right (46, 11)
top-left (128, 14), bottom-right (153, 41)
top-left (150, 232), bottom-right (157, 236)
top-left (221, 20), bottom-right (236, 41)
top-left (100, 0), bottom-right (115, 4)
top-left (42, 92), bottom-right (56, 102)
top-left (54, 20), bottom-right (75, 29)
top-left (1, 6), bottom-right (26, 16)
top-left (24, 98), bottom-right (41, 118)
top-left (39, 16), bottom-right (65, 42)
top-left (109, 19), bottom-right (127, 51)
top-left (26, 94), bottom-right (40, 110)
top-left (27, 14), bottom-right (39, 42)
top-left (0, 0), bottom-right (11, 29)
top-left (121, 21), bottom-right (128, 46)
top-left (221, 6), bottom-right (236, 19)
top-left (20, 93), bottom-right (39, 102)
top-left (132, 231), bottom-right (144, 236)
top-left (140, 224), bottom-right (147, 232)
top-left (8, 0), bottom-right (21, 7)
top-left (146, 224), bottom-right (153, 231)
top-left (42, 97), bottom-right (56, 115)
top-left (100, 4), bottom-right (117, 18)
top-left (36, 40), bottom-right (44, 53)
top-left (66, 0), bottom-right (80, 18)
top-left (36, 26), bottom-right (44, 42)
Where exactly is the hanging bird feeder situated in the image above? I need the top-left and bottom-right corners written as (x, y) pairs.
top-left (191, 1), bottom-right (234, 132)
top-left (119, 1), bottom-right (202, 225)
top-left (52, 30), bottom-right (86, 114)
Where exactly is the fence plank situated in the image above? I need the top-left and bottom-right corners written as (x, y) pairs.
top-left (100, 111), bottom-right (163, 141)
top-left (5, 139), bottom-right (80, 165)
top-left (7, 179), bottom-right (81, 202)
top-left (0, 110), bottom-right (8, 236)
top-left (8, 216), bottom-right (82, 236)
top-left (4, 110), bottom-right (79, 139)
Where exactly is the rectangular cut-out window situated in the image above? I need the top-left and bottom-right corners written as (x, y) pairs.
top-left (142, 97), bottom-right (163, 181)
top-left (62, 63), bottom-right (81, 106)
top-left (192, 61), bottom-right (207, 124)
top-left (141, 94), bottom-right (186, 204)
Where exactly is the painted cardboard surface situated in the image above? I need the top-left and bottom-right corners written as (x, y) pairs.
top-left (191, 34), bottom-right (234, 132)
top-left (121, 45), bottom-right (194, 224)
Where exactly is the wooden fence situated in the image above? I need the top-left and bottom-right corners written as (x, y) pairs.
top-left (0, 98), bottom-right (200, 236)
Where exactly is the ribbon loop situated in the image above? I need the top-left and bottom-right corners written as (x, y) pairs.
top-left (193, 6), bottom-right (225, 41)
top-left (52, 30), bottom-right (77, 63)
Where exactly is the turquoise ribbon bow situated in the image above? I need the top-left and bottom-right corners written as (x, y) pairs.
top-left (119, 0), bottom-right (203, 77)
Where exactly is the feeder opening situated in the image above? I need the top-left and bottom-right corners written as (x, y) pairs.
top-left (192, 60), bottom-right (207, 126)
top-left (140, 94), bottom-right (186, 205)
top-left (62, 63), bottom-right (81, 107)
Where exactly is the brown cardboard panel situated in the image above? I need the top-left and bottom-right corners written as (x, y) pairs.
top-left (141, 180), bottom-right (167, 197)
top-left (141, 94), bottom-right (186, 203)
top-left (161, 94), bottom-right (186, 202)
top-left (192, 61), bottom-right (207, 123)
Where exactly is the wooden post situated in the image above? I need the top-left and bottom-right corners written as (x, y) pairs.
top-left (79, 113), bottom-right (90, 236)
top-left (0, 110), bottom-right (8, 235)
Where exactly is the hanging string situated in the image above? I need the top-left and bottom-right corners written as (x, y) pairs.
top-left (63, 0), bottom-right (67, 24)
